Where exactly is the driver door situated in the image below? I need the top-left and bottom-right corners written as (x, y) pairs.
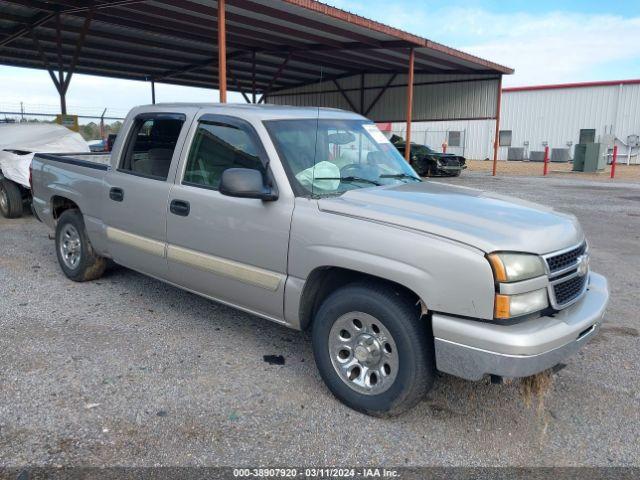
top-left (165, 114), bottom-right (293, 321)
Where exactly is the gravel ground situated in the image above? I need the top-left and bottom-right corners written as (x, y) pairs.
top-left (1, 172), bottom-right (639, 467)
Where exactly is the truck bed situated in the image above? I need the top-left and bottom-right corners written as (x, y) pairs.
top-left (31, 151), bottom-right (114, 232)
top-left (34, 152), bottom-right (112, 170)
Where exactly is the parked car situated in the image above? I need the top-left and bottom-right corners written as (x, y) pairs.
top-left (31, 104), bottom-right (609, 416)
top-left (88, 139), bottom-right (107, 152)
top-left (0, 123), bottom-right (89, 218)
top-left (391, 134), bottom-right (466, 177)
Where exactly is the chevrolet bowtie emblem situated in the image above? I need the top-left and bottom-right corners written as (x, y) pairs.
top-left (576, 254), bottom-right (590, 277)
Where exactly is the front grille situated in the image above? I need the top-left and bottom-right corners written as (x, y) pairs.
top-left (553, 274), bottom-right (587, 306)
top-left (546, 243), bottom-right (586, 273)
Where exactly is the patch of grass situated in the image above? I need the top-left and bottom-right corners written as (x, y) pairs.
top-left (520, 369), bottom-right (554, 412)
top-left (520, 370), bottom-right (555, 439)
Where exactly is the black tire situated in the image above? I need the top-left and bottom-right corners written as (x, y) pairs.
top-left (55, 209), bottom-right (107, 282)
top-left (0, 178), bottom-right (24, 218)
top-left (417, 163), bottom-right (430, 177)
top-left (312, 282), bottom-right (435, 417)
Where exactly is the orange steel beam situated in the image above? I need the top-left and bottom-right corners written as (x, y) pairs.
top-left (492, 75), bottom-right (502, 176)
top-left (404, 48), bottom-right (415, 163)
top-left (218, 0), bottom-right (227, 103)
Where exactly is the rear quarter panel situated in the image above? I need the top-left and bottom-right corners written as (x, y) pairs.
top-left (31, 154), bottom-right (109, 254)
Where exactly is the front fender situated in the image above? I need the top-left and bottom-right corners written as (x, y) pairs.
top-left (286, 198), bottom-right (496, 326)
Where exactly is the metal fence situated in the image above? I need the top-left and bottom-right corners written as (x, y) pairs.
top-left (0, 102), bottom-right (126, 124)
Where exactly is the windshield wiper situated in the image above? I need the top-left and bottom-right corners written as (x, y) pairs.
top-left (379, 173), bottom-right (421, 182)
top-left (314, 176), bottom-right (382, 186)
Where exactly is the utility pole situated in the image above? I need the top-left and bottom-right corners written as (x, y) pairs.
top-left (100, 108), bottom-right (107, 140)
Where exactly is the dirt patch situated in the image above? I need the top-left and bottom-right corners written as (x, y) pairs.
top-left (520, 370), bottom-right (554, 411)
top-left (520, 370), bottom-right (555, 439)
top-left (0, 257), bottom-right (23, 270)
top-left (601, 326), bottom-right (639, 338)
top-left (428, 401), bottom-right (463, 418)
top-left (591, 325), bottom-right (640, 345)
top-left (466, 160), bottom-right (640, 182)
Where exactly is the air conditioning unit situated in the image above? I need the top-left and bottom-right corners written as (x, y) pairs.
top-left (529, 151), bottom-right (545, 162)
top-left (507, 147), bottom-right (525, 161)
top-left (573, 143), bottom-right (606, 172)
top-left (551, 148), bottom-right (571, 163)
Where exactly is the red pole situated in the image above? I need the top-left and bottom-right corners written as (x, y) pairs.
top-left (611, 145), bottom-right (618, 179)
top-left (218, 0), bottom-right (227, 103)
top-left (543, 146), bottom-right (550, 176)
top-left (404, 48), bottom-right (415, 163)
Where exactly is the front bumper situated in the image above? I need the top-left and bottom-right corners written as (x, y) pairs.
top-left (433, 272), bottom-right (609, 381)
top-left (433, 164), bottom-right (466, 176)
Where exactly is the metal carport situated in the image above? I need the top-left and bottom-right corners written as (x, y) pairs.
top-left (0, 0), bottom-right (512, 171)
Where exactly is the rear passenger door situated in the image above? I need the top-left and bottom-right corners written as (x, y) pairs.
top-left (165, 114), bottom-right (294, 321)
top-left (103, 112), bottom-right (188, 279)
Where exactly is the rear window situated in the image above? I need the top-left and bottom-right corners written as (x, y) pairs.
top-left (119, 115), bottom-right (185, 180)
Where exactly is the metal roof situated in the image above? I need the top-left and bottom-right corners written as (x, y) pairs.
top-left (503, 79), bottom-right (640, 93)
top-left (0, 0), bottom-right (513, 94)
top-left (131, 102), bottom-right (368, 120)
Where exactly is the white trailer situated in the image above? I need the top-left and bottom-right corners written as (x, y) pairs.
top-left (0, 123), bottom-right (89, 218)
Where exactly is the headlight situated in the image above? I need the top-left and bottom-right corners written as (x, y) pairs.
top-left (435, 158), bottom-right (442, 166)
top-left (495, 288), bottom-right (549, 319)
top-left (487, 252), bottom-right (546, 283)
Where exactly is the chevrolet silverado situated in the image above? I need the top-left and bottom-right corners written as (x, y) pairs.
top-left (31, 104), bottom-right (609, 416)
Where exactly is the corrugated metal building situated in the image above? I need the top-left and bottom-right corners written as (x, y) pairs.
top-left (266, 73), bottom-right (500, 122)
top-left (388, 79), bottom-right (640, 164)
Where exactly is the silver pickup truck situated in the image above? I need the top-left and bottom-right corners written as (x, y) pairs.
top-left (31, 104), bottom-right (609, 416)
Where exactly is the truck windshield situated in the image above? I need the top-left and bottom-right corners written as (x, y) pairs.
top-left (265, 119), bottom-right (420, 197)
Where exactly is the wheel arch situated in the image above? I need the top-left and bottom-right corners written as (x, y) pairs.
top-left (297, 266), bottom-right (426, 332)
top-left (51, 195), bottom-right (81, 220)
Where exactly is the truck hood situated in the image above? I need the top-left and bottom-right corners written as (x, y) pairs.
top-left (317, 181), bottom-right (583, 254)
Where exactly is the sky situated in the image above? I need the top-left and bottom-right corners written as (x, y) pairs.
top-left (1, 0), bottom-right (639, 120)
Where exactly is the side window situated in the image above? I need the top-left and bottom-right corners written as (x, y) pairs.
top-left (183, 121), bottom-right (264, 190)
top-left (499, 130), bottom-right (512, 147)
top-left (119, 115), bottom-right (185, 180)
top-left (448, 131), bottom-right (461, 147)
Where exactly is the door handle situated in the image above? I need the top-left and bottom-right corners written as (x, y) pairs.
top-left (170, 199), bottom-right (190, 217)
top-left (109, 187), bottom-right (124, 202)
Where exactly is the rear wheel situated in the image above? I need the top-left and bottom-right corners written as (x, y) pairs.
top-left (312, 282), bottom-right (435, 417)
top-left (55, 209), bottom-right (106, 282)
top-left (0, 178), bottom-right (23, 218)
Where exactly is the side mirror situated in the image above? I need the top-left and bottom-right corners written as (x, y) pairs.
top-left (219, 168), bottom-right (278, 201)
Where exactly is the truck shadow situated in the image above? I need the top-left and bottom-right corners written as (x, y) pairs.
top-left (100, 265), bottom-right (564, 428)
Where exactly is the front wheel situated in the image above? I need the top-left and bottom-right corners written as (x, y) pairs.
top-left (312, 282), bottom-right (435, 417)
top-left (55, 209), bottom-right (107, 282)
top-left (413, 162), bottom-right (430, 177)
